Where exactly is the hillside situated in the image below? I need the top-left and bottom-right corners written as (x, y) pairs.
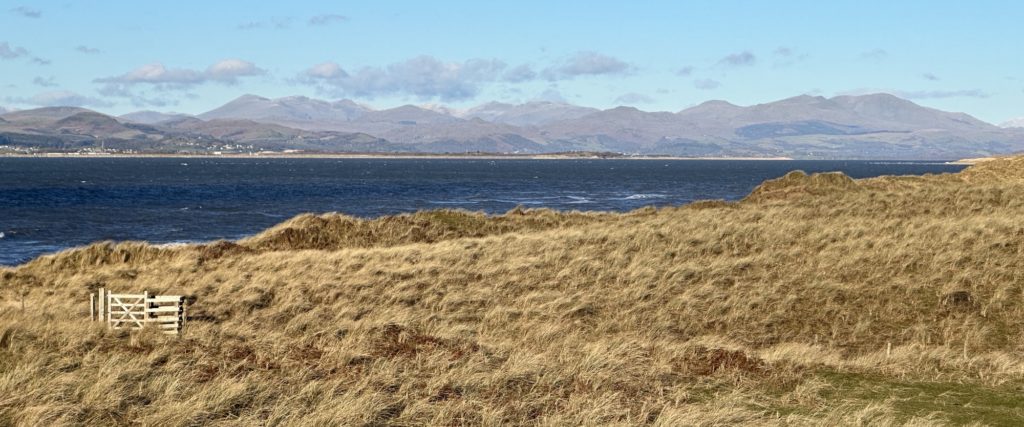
top-left (198, 95), bottom-right (370, 128)
top-left (460, 101), bottom-right (599, 126)
top-left (118, 111), bottom-right (193, 125)
top-left (0, 107), bottom-right (400, 154)
top-left (4, 158), bottom-right (1024, 424)
top-left (5, 94), bottom-right (1024, 158)
top-left (185, 93), bottom-right (1024, 158)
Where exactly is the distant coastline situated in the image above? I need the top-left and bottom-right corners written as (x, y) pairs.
top-left (946, 156), bottom-right (1003, 165)
top-left (0, 152), bottom-right (796, 161)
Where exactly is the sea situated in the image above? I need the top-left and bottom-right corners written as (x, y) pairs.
top-left (0, 157), bottom-right (966, 266)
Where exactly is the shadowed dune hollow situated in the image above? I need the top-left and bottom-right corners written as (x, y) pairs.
top-left (3, 158), bottom-right (1024, 425)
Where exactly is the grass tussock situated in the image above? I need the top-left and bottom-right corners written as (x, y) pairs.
top-left (3, 159), bottom-right (1024, 425)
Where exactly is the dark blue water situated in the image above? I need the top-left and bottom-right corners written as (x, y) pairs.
top-left (0, 158), bottom-right (965, 265)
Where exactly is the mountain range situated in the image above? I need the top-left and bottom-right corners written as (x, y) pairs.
top-left (3, 93), bottom-right (1024, 159)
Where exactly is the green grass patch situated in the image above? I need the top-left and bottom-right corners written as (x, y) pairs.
top-left (818, 371), bottom-right (1024, 426)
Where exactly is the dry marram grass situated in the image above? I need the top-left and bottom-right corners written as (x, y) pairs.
top-left (3, 158), bottom-right (1024, 425)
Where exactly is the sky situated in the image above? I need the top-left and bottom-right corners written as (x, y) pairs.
top-left (1, 0), bottom-right (1022, 123)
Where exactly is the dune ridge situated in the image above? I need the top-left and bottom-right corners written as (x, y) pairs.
top-left (2, 158), bottom-right (1024, 425)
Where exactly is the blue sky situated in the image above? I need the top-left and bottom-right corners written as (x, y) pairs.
top-left (1, 0), bottom-right (1021, 123)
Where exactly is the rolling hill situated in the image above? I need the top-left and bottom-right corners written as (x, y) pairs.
top-left (4, 93), bottom-right (1024, 158)
top-left (118, 111), bottom-right (194, 125)
top-left (0, 107), bottom-right (399, 154)
top-left (198, 95), bottom-right (371, 129)
top-left (188, 93), bottom-right (1024, 159)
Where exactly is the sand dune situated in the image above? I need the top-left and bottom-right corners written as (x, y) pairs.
top-left (3, 158), bottom-right (1024, 425)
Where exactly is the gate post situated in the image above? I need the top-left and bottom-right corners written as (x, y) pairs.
top-left (98, 288), bottom-right (105, 325)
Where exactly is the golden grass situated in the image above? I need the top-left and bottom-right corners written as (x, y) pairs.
top-left (4, 158), bottom-right (1024, 425)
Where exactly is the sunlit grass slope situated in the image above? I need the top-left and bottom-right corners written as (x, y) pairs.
top-left (3, 157), bottom-right (1024, 425)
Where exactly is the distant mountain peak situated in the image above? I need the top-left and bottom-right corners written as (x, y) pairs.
top-left (235, 94), bottom-right (270, 102)
top-left (772, 94), bottom-right (828, 105)
top-left (677, 100), bottom-right (743, 115)
top-left (418, 103), bottom-right (463, 116)
top-left (831, 92), bottom-right (918, 109)
top-left (477, 101), bottom-right (514, 108)
top-left (848, 92), bottom-right (903, 100)
top-left (0, 106), bottom-right (95, 123)
top-left (391, 104), bottom-right (432, 113)
top-left (1000, 117), bottom-right (1024, 128)
top-left (333, 99), bottom-right (372, 110)
top-left (198, 94), bottom-right (371, 127)
top-left (697, 100), bottom-right (740, 108)
top-left (358, 104), bottom-right (461, 124)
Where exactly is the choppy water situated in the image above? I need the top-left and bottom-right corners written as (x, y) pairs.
top-left (0, 157), bottom-right (966, 265)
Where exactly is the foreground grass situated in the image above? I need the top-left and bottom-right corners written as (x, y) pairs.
top-left (3, 158), bottom-right (1024, 425)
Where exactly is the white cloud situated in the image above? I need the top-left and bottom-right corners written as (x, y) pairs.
top-left (300, 55), bottom-right (511, 101)
top-left (531, 88), bottom-right (568, 103)
top-left (503, 64), bottom-right (536, 83)
top-left (299, 53), bottom-right (630, 101)
top-left (32, 76), bottom-right (57, 87)
top-left (772, 47), bottom-right (809, 67)
top-left (614, 92), bottom-right (654, 104)
top-left (676, 66), bottom-right (694, 76)
top-left (838, 88), bottom-right (989, 99)
top-left (306, 62), bottom-right (347, 79)
top-left (896, 89), bottom-right (988, 99)
top-left (0, 42), bottom-right (29, 59)
top-left (94, 59), bottom-right (263, 107)
top-left (11, 90), bottom-right (112, 108)
top-left (102, 63), bottom-right (204, 85)
top-left (205, 59), bottom-right (264, 83)
top-left (309, 14), bottom-right (348, 26)
top-left (96, 59), bottom-right (265, 88)
top-left (95, 84), bottom-right (176, 108)
top-left (694, 79), bottom-right (721, 90)
top-left (542, 51), bottom-right (632, 80)
top-left (0, 41), bottom-right (47, 65)
top-left (75, 45), bottom-right (101, 54)
top-left (718, 51), bottom-right (756, 67)
top-left (236, 18), bottom-right (292, 30)
top-left (860, 49), bottom-right (887, 61)
top-left (10, 6), bottom-right (40, 18)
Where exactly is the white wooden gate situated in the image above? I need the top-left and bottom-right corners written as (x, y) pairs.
top-left (91, 288), bottom-right (188, 335)
top-left (108, 292), bottom-right (148, 329)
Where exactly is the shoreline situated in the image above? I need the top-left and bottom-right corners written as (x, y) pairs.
top-left (0, 152), bottom-right (796, 160)
top-left (945, 156), bottom-right (1000, 165)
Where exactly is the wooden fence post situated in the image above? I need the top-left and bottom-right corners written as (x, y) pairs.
top-left (106, 290), bottom-right (111, 329)
top-left (143, 290), bottom-right (149, 326)
top-left (98, 288), bottom-right (105, 326)
top-left (90, 293), bottom-right (95, 321)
